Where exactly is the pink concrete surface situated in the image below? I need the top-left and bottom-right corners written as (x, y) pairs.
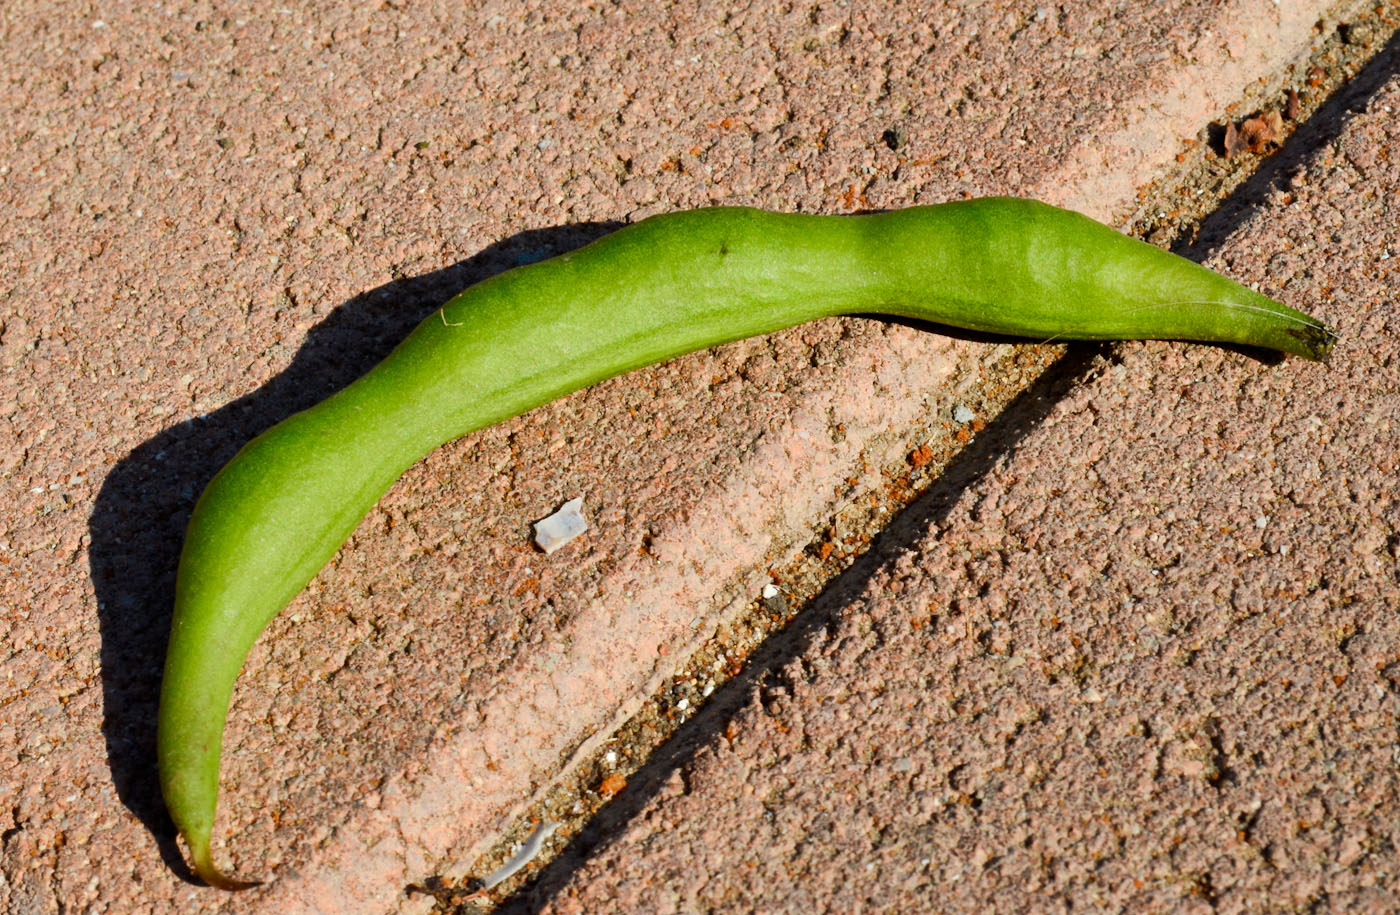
top-left (0, 0), bottom-right (1353, 912)
top-left (521, 47), bottom-right (1400, 914)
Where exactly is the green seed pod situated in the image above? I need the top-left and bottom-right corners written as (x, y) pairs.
top-left (158, 198), bottom-right (1333, 887)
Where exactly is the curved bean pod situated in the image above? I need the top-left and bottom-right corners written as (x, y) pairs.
top-left (158, 198), bottom-right (1333, 888)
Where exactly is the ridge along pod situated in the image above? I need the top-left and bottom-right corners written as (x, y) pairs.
top-left (157, 198), bottom-right (1335, 887)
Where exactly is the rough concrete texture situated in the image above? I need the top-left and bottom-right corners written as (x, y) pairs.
top-left (0, 0), bottom-right (1362, 913)
top-left (520, 42), bottom-right (1400, 915)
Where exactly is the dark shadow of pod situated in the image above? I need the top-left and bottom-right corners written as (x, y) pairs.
top-left (87, 220), bottom-right (623, 884)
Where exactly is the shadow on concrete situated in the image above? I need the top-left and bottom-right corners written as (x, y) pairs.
top-left (500, 26), bottom-right (1400, 913)
top-left (87, 220), bottom-right (623, 882)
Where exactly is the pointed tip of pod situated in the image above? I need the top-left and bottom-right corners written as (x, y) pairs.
top-left (189, 838), bottom-right (261, 891)
top-left (1287, 320), bottom-right (1339, 362)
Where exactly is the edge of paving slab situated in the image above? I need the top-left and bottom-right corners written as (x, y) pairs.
top-left (221, 2), bottom-right (1354, 911)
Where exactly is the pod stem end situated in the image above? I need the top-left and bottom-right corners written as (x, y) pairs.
top-left (1289, 322), bottom-right (1339, 362)
top-left (188, 837), bottom-right (260, 891)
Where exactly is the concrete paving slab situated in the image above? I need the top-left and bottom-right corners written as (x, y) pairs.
top-left (517, 33), bottom-right (1400, 915)
top-left (0, 0), bottom-right (1364, 912)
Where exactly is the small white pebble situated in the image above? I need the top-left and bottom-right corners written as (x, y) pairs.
top-left (702, 683), bottom-right (715, 697)
top-left (533, 497), bottom-right (587, 554)
top-left (953, 404), bottom-right (976, 423)
top-left (604, 750), bottom-right (617, 765)
top-left (761, 583), bottom-right (779, 599)
top-left (677, 697), bottom-right (690, 711)
top-left (1255, 515), bottom-right (1269, 529)
top-left (480, 821), bottom-right (560, 890)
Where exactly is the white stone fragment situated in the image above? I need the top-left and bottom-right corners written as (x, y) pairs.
top-left (480, 821), bottom-right (560, 890)
top-left (533, 497), bottom-right (588, 554)
top-left (953, 404), bottom-right (976, 423)
top-left (761, 583), bottom-right (779, 599)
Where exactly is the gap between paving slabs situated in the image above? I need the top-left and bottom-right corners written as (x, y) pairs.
top-left (404, 340), bottom-right (1061, 912)
top-left (425, 10), bottom-right (1400, 913)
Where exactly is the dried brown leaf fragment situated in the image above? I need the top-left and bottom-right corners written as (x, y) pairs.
top-left (1223, 109), bottom-right (1285, 158)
